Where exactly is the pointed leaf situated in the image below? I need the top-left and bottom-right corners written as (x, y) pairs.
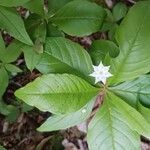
top-left (38, 98), bottom-right (95, 132)
top-left (36, 37), bottom-right (93, 83)
top-left (110, 75), bottom-right (150, 107)
top-left (88, 92), bottom-right (150, 150)
top-left (23, 46), bottom-right (41, 71)
top-left (15, 74), bottom-right (99, 114)
top-left (0, 6), bottom-right (33, 45)
top-left (110, 1), bottom-right (150, 84)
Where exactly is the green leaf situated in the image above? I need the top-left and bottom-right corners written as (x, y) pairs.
top-left (87, 92), bottom-right (150, 150)
top-left (0, 100), bottom-right (10, 116)
top-left (38, 98), bottom-right (95, 132)
top-left (2, 41), bottom-right (23, 63)
top-left (36, 37), bottom-right (93, 83)
top-left (113, 2), bottom-right (128, 21)
top-left (110, 1), bottom-right (150, 84)
top-left (0, 145), bottom-right (6, 150)
top-left (23, 0), bottom-right (45, 17)
top-left (138, 101), bottom-right (150, 124)
top-left (48, 0), bottom-right (73, 15)
top-left (0, 0), bottom-right (30, 7)
top-left (15, 74), bottom-right (99, 114)
top-left (50, 0), bottom-right (106, 36)
top-left (0, 6), bottom-right (33, 45)
top-left (0, 33), bottom-right (5, 50)
top-left (110, 75), bottom-right (150, 108)
top-left (5, 64), bottom-right (22, 74)
top-left (0, 67), bottom-right (8, 98)
top-left (23, 46), bottom-right (41, 72)
top-left (5, 105), bottom-right (20, 122)
top-left (47, 23), bottom-right (64, 37)
top-left (89, 40), bottom-right (119, 65)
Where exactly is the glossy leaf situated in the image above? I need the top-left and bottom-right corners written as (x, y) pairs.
top-left (15, 74), bottom-right (99, 114)
top-left (0, 0), bottom-right (30, 7)
top-left (87, 92), bottom-right (150, 150)
top-left (110, 75), bottom-right (150, 108)
top-left (0, 67), bottom-right (9, 98)
top-left (110, 1), bottom-right (150, 84)
top-left (0, 6), bottom-right (33, 45)
top-left (36, 37), bottom-right (93, 82)
top-left (50, 0), bottom-right (106, 36)
top-left (38, 98), bottom-right (95, 132)
top-left (89, 40), bottom-right (119, 65)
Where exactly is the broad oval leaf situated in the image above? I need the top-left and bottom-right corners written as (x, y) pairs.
top-left (110, 1), bottom-right (150, 84)
top-left (36, 37), bottom-right (93, 83)
top-left (15, 74), bottom-right (99, 114)
top-left (50, 0), bottom-right (106, 36)
top-left (87, 92), bottom-right (150, 150)
top-left (89, 40), bottom-right (119, 65)
top-left (38, 98), bottom-right (95, 132)
top-left (112, 2), bottom-right (127, 21)
top-left (0, 6), bottom-right (33, 45)
top-left (0, 0), bottom-right (30, 7)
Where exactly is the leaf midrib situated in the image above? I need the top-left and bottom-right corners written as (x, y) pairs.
top-left (111, 6), bottom-right (149, 83)
top-left (0, 8), bottom-right (28, 42)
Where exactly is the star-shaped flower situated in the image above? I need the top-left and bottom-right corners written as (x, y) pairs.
top-left (90, 62), bottom-right (113, 84)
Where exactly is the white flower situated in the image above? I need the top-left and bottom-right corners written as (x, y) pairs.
top-left (90, 62), bottom-right (113, 84)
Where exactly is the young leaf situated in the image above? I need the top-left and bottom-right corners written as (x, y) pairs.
top-left (15, 74), bottom-right (99, 114)
top-left (110, 75), bottom-right (150, 108)
top-left (23, 46), bottom-right (41, 72)
top-left (36, 37), bottom-right (93, 83)
top-left (0, 6), bottom-right (33, 45)
top-left (38, 98), bottom-right (95, 132)
top-left (110, 1), bottom-right (150, 84)
top-left (87, 92), bottom-right (150, 150)
top-left (89, 40), bottom-right (119, 65)
top-left (50, 0), bottom-right (106, 36)
top-left (113, 2), bottom-right (128, 21)
top-left (0, 0), bottom-right (30, 7)
top-left (5, 64), bottom-right (22, 74)
top-left (0, 67), bottom-right (9, 98)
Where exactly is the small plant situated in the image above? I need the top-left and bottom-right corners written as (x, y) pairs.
top-left (0, 0), bottom-right (150, 149)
